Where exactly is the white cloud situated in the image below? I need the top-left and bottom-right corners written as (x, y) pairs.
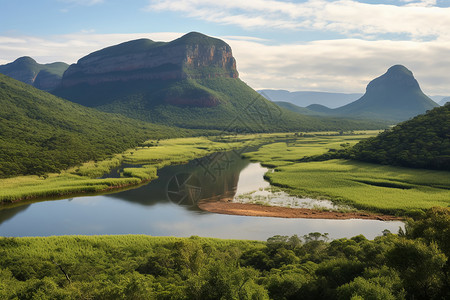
top-left (0, 32), bottom-right (183, 65)
top-left (225, 36), bottom-right (450, 95)
top-left (146, 0), bottom-right (450, 40)
top-left (1, 32), bottom-right (450, 95)
top-left (402, 0), bottom-right (437, 7)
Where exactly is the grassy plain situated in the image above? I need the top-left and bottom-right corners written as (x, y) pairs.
top-left (243, 133), bottom-right (450, 216)
top-left (0, 134), bottom-right (282, 204)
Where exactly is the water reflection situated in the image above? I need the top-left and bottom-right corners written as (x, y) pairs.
top-left (0, 152), bottom-right (404, 240)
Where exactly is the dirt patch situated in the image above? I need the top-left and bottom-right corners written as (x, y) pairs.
top-left (198, 200), bottom-right (402, 221)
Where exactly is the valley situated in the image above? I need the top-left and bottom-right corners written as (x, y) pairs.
top-left (1, 27), bottom-right (449, 299)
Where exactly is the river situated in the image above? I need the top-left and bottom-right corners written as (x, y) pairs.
top-left (0, 151), bottom-right (403, 240)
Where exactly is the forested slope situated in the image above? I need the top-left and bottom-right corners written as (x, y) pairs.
top-left (0, 74), bottom-right (189, 178)
top-left (348, 104), bottom-right (450, 170)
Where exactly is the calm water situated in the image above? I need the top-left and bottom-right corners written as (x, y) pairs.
top-left (0, 152), bottom-right (403, 240)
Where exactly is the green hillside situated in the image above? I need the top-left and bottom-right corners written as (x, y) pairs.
top-left (346, 104), bottom-right (450, 170)
top-left (0, 74), bottom-right (190, 178)
top-left (273, 101), bottom-right (317, 115)
top-left (55, 77), bottom-right (387, 132)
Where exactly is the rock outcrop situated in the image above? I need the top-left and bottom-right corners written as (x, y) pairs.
top-left (61, 32), bottom-right (238, 88)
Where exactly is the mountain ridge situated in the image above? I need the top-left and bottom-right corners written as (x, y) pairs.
top-left (0, 57), bottom-right (68, 91)
top-left (259, 90), bottom-right (362, 108)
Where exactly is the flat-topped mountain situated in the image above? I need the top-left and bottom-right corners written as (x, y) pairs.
top-left (53, 32), bottom-right (385, 132)
top-left (334, 65), bottom-right (439, 121)
top-left (60, 32), bottom-right (238, 89)
top-left (0, 57), bottom-right (68, 91)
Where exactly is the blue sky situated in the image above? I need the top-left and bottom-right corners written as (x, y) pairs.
top-left (1, 0), bottom-right (450, 95)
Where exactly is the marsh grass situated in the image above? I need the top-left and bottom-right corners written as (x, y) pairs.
top-left (0, 134), bottom-right (291, 204)
top-left (244, 134), bottom-right (450, 216)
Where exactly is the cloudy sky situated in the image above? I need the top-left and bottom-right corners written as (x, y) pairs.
top-left (1, 0), bottom-right (450, 95)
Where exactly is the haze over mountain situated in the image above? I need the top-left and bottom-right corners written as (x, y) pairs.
top-left (259, 90), bottom-right (362, 109)
top-left (0, 57), bottom-right (68, 91)
top-left (272, 101), bottom-right (317, 115)
top-left (53, 32), bottom-right (384, 132)
top-left (439, 97), bottom-right (450, 106)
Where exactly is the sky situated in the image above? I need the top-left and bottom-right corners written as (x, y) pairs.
top-left (1, 0), bottom-right (450, 95)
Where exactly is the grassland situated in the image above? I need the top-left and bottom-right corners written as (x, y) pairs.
top-left (243, 132), bottom-right (450, 216)
top-left (2, 131), bottom-right (448, 216)
top-left (0, 134), bottom-right (282, 204)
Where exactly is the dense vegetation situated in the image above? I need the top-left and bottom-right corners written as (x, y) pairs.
top-left (306, 105), bottom-right (450, 171)
top-left (346, 104), bottom-right (450, 170)
top-left (0, 207), bottom-right (448, 299)
top-left (243, 133), bottom-right (450, 216)
top-left (0, 74), bottom-right (194, 179)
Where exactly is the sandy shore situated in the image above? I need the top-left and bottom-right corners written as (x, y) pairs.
top-left (198, 201), bottom-right (402, 221)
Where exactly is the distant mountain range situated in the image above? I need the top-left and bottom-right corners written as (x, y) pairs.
top-left (271, 65), bottom-right (439, 122)
top-left (260, 90), bottom-right (446, 108)
top-left (439, 97), bottom-right (450, 105)
top-left (0, 57), bottom-right (68, 91)
top-left (258, 90), bottom-right (363, 108)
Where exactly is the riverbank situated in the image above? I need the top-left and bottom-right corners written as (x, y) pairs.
top-left (243, 136), bottom-right (450, 217)
top-left (0, 208), bottom-right (447, 300)
top-left (198, 200), bottom-right (403, 220)
top-left (0, 135), bottom-right (270, 204)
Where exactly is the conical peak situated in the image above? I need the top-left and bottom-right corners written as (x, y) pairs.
top-left (366, 65), bottom-right (419, 92)
top-left (386, 65), bottom-right (413, 77)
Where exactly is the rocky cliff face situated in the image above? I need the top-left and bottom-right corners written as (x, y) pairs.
top-left (61, 32), bottom-right (238, 88)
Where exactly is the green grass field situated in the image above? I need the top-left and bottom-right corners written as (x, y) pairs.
top-left (2, 131), bottom-right (448, 216)
top-left (0, 134), bottom-right (282, 203)
top-left (244, 133), bottom-right (450, 216)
